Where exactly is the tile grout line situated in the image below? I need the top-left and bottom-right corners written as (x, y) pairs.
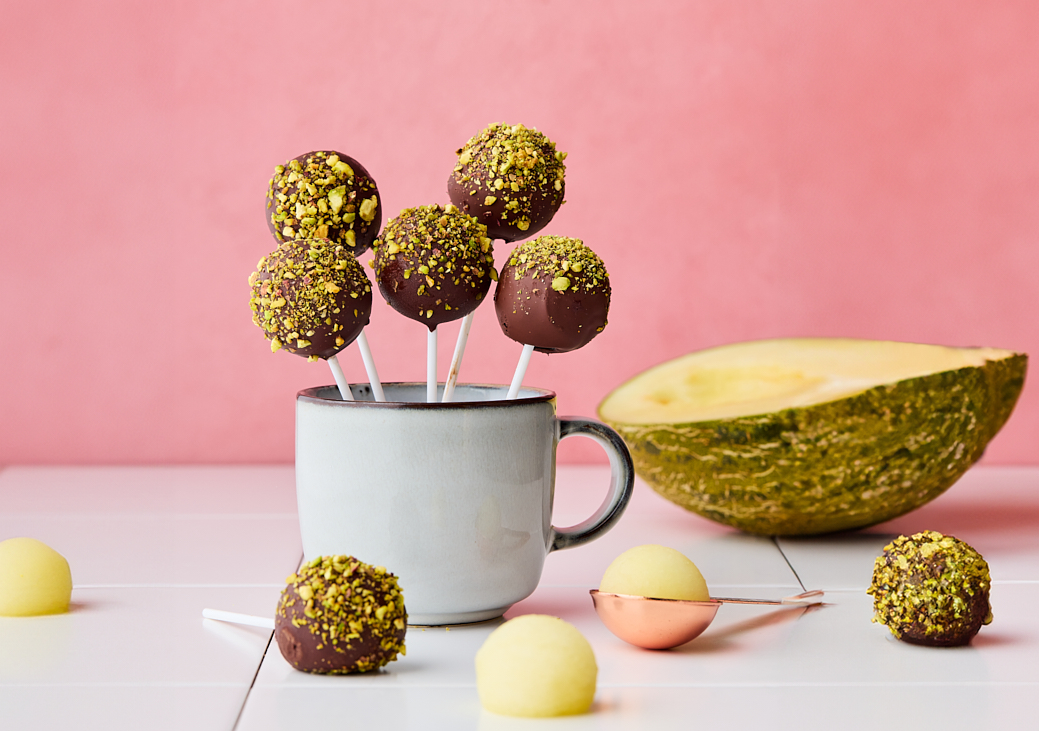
top-left (231, 629), bottom-right (275, 731)
top-left (232, 552), bottom-right (305, 730)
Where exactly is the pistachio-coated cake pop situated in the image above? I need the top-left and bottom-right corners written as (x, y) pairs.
top-left (266, 151), bottom-right (381, 257)
top-left (448, 123), bottom-right (566, 242)
top-left (372, 204), bottom-right (496, 331)
top-left (494, 236), bottom-right (610, 354)
top-left (275, 555), bottom-right (407, 674)
top-left (868, 531), bottom-right (992, 646)
top-left (249, 238), bottom-right (373, 361)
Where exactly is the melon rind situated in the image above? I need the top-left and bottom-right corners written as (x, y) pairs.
top-left (601, 349), bottom-right (1026, 536)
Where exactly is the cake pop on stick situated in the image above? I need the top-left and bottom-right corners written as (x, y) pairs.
top-left (250, 238), bottom-right (374, 401)
top-left (267, 151), bottom-right (382, 257)
top-left (372, 204), bottom-right (496, 402)
top-left (448, 123), bottom-right (566, 242)
top-left (265, 150), bottom-right (387, 399)
top-left (441, 124), bottom-right (567, 400)
top-left (495, 236), bottom-right (611, 399)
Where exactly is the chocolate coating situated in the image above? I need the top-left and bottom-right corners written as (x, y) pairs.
top-left (867, 531), bottom-right (992, 647)
top-left (275, 555), bottom-right (407, 675)
top-left (447, 123), bottom-right (565, 242)
top-left (494, 236), bottom-right (610, 354)
top-left (266, 151), bottom-right (381, 257)
top-left (249, 238), bottom-right (372, 360)
top-left (373, 204), bottom-right (496, 331)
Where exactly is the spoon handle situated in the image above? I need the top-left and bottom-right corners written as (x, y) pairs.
top-left (712, 589), bottom-right (824, 606)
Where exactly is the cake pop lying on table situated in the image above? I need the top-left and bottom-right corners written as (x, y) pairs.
top-left (276, 555), bottom-right (407, 674)
top-left (495, 235), bottom-right (611, 398)
top-left (868, 531), bottom-right (992, 647)
top-left (203, 554), bottom-right (407, 675)
top-left (249, 238), bottom-right (375, 400)
top-left (372, 204), bottom-right (496, 401)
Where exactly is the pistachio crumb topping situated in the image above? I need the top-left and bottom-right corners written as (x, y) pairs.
top-left (372, 205), bottom-right (496, 324)
top-left (277, 555), bottom-right (407, 674)
top-left (505, 235), bottom-right (609, 296)
top-left (249, 239), bottom-right (372, 360)
top-left (266, 151), bottom-right (380, 254)
top-left (451, 123), bottom-right (565, 234)
top-left (867, 530), bottom-right (992, 645)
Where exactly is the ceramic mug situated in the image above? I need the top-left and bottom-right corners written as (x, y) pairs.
top-left (295, 383), bottom-right (634, 625)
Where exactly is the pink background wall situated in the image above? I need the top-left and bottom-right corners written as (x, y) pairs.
top-left (2, 0), bottom-right (1037, 466)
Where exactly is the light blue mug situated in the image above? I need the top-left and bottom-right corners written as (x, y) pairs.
top-left (295, 383), bottom-right (634, 625)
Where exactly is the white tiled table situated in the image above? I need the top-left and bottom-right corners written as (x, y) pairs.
top-left (1, 465), bottom-right (1037, 729)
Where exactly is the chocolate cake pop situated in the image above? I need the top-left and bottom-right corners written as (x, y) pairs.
top-left (267, 151), bottom-right (381, 257)
top-left (372, 204), bottom-right (496, 330)
top-left (495, 235), bottom-right (610, 354)
top-left (868, 531), bottom-right (992, 647)
top-left (249, 238), bottom-right (373, 361)
top-left (448, 123), bottom-right (566, 242)
top-left (275, 555), bottom-right (407, 674)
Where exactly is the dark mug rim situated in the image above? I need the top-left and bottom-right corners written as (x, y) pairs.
top-left (297, 382), bottom-right (557, 409)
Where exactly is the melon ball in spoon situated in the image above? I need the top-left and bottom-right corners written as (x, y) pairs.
top-left (599, 545), bottom-right (709, 601)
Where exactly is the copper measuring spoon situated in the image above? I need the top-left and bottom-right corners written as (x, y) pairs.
top-left (589, 589), bottom-right (824, 649)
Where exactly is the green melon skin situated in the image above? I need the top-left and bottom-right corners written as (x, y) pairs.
top-left (602, 354), bottom-right (1026, 536)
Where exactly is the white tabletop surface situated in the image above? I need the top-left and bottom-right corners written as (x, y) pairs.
top-left (1, 464), bottom-right (1037, 729)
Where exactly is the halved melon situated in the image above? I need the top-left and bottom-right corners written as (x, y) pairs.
top-left (598, 339), bottom-right (1026, 536)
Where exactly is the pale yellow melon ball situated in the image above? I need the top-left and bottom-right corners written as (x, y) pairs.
top-left (475, 614), bottom-right (597, 717)
top-left (599, 544), bottom-right (709, 601)
top-left (0, 537), bottom-right (73, 616)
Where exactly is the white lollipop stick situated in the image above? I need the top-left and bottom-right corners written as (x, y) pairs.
top-left (427, 327), bottom-right (438, 403)
top-left (202, 608), bottom-right (275, 630)
top-left (327, 354), bottom-right (354, 401)
top-left (442, 313), bottom-right (474, 403)
top-left (356, 330), bottom-right (386, 402)
top-left (505, 343), bottom-right (535, 400)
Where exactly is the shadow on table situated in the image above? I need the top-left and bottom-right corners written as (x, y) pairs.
top-left (876, 498), bottom-right (1039, 542)
top-left (671, 603), bottom-right (823, 654)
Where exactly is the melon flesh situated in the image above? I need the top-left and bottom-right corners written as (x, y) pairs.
top-left (599, 339), bottom-right (1026, 536)
top-left (476, 615), bottom-right (597, 717)
top-left (599, 545), bottom-right (709, 601)
top-left (600, 339), bottom-right (1015, 425)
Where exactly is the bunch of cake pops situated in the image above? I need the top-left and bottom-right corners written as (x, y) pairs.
top-left (248, 124), bottom-right (611, 403)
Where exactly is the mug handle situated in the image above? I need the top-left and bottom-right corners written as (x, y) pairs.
top-left (549, 417), bottom-right (635, 552)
